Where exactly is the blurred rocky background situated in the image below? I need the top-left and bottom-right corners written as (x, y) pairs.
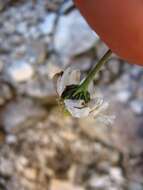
top-left (0, 0), bottom-right (143, 189)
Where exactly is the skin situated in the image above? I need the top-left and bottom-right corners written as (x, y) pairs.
top-left (74, 0), bottom-right (143, 66)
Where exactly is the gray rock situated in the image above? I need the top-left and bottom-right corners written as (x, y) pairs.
top-left (16, 22), bottom-right (28, 35)
top-left (0, 157), bottom-right (14, 177)
top-left (27, 26), bottom-right (41, 39)
top-left (107, 58), bottom-right (122, 75)
top-left (109, 167), bottom-right (124, 184)
top-left (26, 40), bottom-right (47, 64)
top-left (3, 21), bottom-right (16, 34)
top-left (2, 98), bottom-right (47, 133)
top-left (50, 179), bottom-right (84, 190)
top-left (116, 90), bottom-right (132, 103)
top-left (130, 66), bottom-right (143, 80)
top-left (130, 100), bottom-right (143, 115)
top-left (19, 78), bottom-right (56, 104)
top-left (87, 170), bottom-right (124, 190)
top-left (54, 10), bottom-right (99, 57)
top-left (5, 134), bottom-right (17, 144)
top-left (129, 182), bottom-right (143, 190)
top-left (6, 60), bottom-right (34, 82)
top-left (0, 83), bottom-right (13, 106)
top-left (39, 13), bottom-right (56, 35)
top-left (87, 175), bottom-right (111, 190)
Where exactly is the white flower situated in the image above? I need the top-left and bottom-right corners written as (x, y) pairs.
top-left (56, 67), bottom-right (115, 125)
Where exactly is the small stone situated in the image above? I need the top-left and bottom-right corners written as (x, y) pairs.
top-left (28, 26), bottom-right (41, 38)
top-left (16, 22), bottom-right (28, 35)
top-left (109, 167), bottom-right (124, 184)
top-left (68, 165), bottom-right (77, 182)
top-left (17, 156), bottom-right (29, 169)
top-left (0, 83), bottom-right (13, 106)
top-left (39, 13), bottom-right (56, 35)
top-left (50, 179), bottom-right (84, 190)
top-left (26, 40), bottom-right (47, 64)
top-left (7, 60), bottom-right (34, 82)
top-left (88, 175), bottom-right (111, 189)
top-left (4, 21), bottom-right (16, 34)
top-left (0, 157), bottom-right (14, 177)
top-left (96, 161), bottom-right (110, 173)
top-left (128, 182), bottom-right (143, 190)
top-left (107, 58), bottom-right (122, 75)
top-left (116, 90), bottom-right (132, 103)
top-left (5, 134), bottom-right (17, 144)
top-left (23, 168), bottom-right (37, 181)
top-left (130, 100), bottom-right (143, 115)
top-left (60, 131), bottom-right (77, 142)
top-left (130, 66), bottom-right (143, 80)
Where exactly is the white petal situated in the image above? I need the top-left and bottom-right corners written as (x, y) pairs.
top-left (91, 100), bottom-right (109, 116)
top-left (64, 99), bottom-right (90, 118)
top-left (57, 75), bottom-right (63, 96)
top-left (68, 69), bottom-right (81, 85)
top-left (64, 99), bottom-right (84, 108)
top-left (57, 67), bottom-right (71, 96)
top-left (57, 67), bottom-right (80, 96)
top-left (88, 97), bottom-right (104, 111)
top-left (88, 82), bottom-right (95, 98)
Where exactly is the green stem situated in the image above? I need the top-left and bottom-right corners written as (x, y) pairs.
top-left (79, 49), bottom-right (112, 90)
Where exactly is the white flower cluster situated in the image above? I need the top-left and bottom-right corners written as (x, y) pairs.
top-left (56, 67), bottom-right (115, 125)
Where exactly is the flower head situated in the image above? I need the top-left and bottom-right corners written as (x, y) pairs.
top-left (55, 67), bottom-right (115, 125)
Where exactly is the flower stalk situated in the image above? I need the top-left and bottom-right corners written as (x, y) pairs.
top-left (61, 49), bottom-right (112, 103)
top-left (76, 49), bottom-right (112, 91)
